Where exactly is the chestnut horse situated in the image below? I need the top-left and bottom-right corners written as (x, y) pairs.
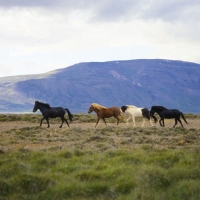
top-left (88, 103), bottom-right (125, 127)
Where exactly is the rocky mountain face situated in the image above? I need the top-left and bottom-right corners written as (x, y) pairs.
top-left (0, 59), bottom-right (200, 113)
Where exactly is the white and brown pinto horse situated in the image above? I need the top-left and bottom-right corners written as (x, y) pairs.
top-left (121, 105), bottom-right (153, 127)
top-left (88, 103), bottom-right (125, 128)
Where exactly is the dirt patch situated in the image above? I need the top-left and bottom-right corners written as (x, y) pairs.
top-left (0, 118), bottom-right (199, 153)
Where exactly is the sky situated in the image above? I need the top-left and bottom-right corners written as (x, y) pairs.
top-left (0, 0), bottom-right (200, 77)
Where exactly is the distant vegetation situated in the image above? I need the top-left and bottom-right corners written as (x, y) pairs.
top-left (0, 113), bottom-right (200, 199)
top-left (0, 113), bottom-right (121, 124)
top-left (0, 113), bottom-right (199, 123)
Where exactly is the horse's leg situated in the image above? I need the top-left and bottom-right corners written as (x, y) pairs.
top-left (40, 117), bottom-right (50, 128)
top-left (126, 114), bottom-right (131, 125)
top-left (149, 118), bottom-right (154, 126)
top-left (174, 118), bottom-right (183, 128)
top-left (59, 122), bottom-right (63, 128)
top-left (95, 117), bottom-right (101, 128)
top-left (64, 118), bottom-right (69, 127)
top-left (132, 116), bottom-right (136, 126)
top-left (40, 117), bottom-right (45, 126)
top-left (116, 117), bottom-right (120, 126)
top-left (177, 118), bottom-right (184, 127)
top-left (173, 118), bottom-right (178, 128)
top-left (60, 116), bottom-right (69, 128)
top-left (102, 118), bottom-right (107, 127)
top-left (159, 119), bottom-right (162, 126)
top-left (141, 117), bottom-right (145, 127)
top-left (46, 117), bottom-right (50, 128)
top-left (59, 117), bottom-right (64, 128)
top-left (159, 118), bottom-right (164, 127)
top-left (162, 119), bottom-right (165, 127)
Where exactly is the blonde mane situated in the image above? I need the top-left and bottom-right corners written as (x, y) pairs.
top-left (90, 103), bottom-right (107, 111)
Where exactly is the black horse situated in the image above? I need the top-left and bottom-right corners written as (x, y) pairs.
top-left (150, 106), bottom-right (188, 128)
top-left (33, 101), bottom-right (73, 128)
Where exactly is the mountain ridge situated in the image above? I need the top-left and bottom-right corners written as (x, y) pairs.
top-left (0, 59), bottom-right (200, 113)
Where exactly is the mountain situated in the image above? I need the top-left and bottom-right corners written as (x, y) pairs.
top-left (0, 59), bottom-right (200, 113)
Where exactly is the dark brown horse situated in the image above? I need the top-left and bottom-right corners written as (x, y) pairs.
top-left (150, 106), bottom-right (188, 128)
top-left (33, 101), bottom-right (73, 128)
top-left (88, 103), bottom-right (125, 128)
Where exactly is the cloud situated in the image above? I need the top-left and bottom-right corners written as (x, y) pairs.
top-left (1, 0), bottom-right (200, 25)
top-left (0, 0), bottom-right (59, 7)
top-left (0, 0), bottom-right (200, 77)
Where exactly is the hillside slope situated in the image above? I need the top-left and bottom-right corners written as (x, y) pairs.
top-left (0, 59), bottom-right (200, 113)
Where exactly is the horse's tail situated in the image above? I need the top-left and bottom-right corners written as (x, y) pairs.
top-left (181, 113), bottom-right (188, 124)
top-left (65, 108), bottom-right (73, 121)
top-left (120, 109), bottom-right (126, 122)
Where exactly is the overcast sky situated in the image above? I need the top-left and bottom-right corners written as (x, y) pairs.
top-left (0, 0), bottom-right (200, 77)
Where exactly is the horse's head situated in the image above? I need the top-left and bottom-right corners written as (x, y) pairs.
top-left (88, 104), bottom-right (95, 113)
top-left (88, 103), bottom-right (106, 114)
top-left (33, 101), bottom-right (39, 112)
top-left (121, 106), bottom-right (128, 113)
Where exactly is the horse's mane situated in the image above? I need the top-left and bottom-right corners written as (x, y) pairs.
top-left (36, 101), bottom-right (51, 108)
top-left (127, 105), bottom-right (137, 108)
top-left (91, 103), bottom-right (106, 111)
top-left (152, 106), bottom-right (168, 110)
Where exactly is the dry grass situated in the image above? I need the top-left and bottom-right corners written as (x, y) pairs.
top-left (0, 114), bottom-right (199, 153)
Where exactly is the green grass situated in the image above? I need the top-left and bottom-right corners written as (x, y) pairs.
top-left (1, 113), bottom-right (200, 199)
top-left (0, 148), bottom-right (200, 199)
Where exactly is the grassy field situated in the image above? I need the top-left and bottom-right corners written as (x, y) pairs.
top-left (0, 113), bottom-right (200, 200)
